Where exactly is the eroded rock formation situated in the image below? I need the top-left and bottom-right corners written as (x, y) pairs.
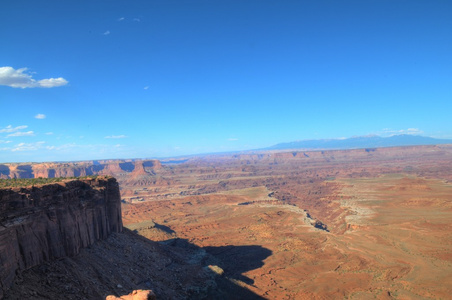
top-left (0, 159), bottom-right (162, 180)
top-left (106, 290), bottom-right (156, 300)
top-left (0, 176), bottom-right (122, 298)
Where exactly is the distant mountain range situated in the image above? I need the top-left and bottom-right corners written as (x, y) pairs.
top-left (264, 135), bottom-right (452, 151)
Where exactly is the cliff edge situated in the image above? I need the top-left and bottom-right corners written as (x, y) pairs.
top-left (0, 176), bottom-right (122, 298)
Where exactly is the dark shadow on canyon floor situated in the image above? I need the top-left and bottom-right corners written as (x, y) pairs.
top-left (153, 222), bottom-right (176, 235)
top-left (4, 228), bottom-right (271, 300)
top-left (203, 245), bottom-right (272, 286)
top-left (162, 237), bottom-right (272, 299)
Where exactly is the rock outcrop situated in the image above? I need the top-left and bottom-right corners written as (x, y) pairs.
top-left (0, 176), bottom-right (122, 298)
top-left (106, 290), bottom-right (156, 300)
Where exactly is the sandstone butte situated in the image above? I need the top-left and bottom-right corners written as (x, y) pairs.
top-left (0, 176), bottom-right (122, 299)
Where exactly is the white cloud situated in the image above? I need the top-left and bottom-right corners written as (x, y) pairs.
top-left (50, 143), bottom-right (76, 150)
top-left (45, 132), bottom-right (54, 135)
top-left (7, 131), bottom-right (35, 137)
top-left (0, 66), bottom-right (68, 88)
top-left (104, 30), bottom-right (110, 35)
top-left (406, 128), bottom-right (423, 134)
top-left (0, 125), bottom-right (28, 133)
top-left (228, 138), bottom-right (238, 141)
top-left (133, 18), bottom-right (140, 22)
top-left (27, 142), bottom-right (79, 152)
top-left (105, 135), bottom-right (127, 139)
top-left (11, 141), bottom-right (45, 152)
top-left (144, 86), bottom-right (149, 90)
top-left (382, 128), bottom-right (424, 136)
top-left (0, 140), bottom-right (12, 144)
top-left (118, 17), bottom-right (125, 21)
top-left (38, 78), bottom-right (68, 88)
top-left (35, 114), bottom-right (46, 119)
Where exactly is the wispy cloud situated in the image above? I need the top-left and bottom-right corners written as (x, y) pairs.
top-left (0, 125), bottom-right (28, 133)
top-left (0, 141), bottom-right (139, 162)
top-left (133, 18), bottom-right (141, 22)
top-left (11, 141), bottom-right (45, 152)
top-left (45, 132), bottom-right (54, 135)
top-left (105, 135), bottom-right (127, 139)
top-left (104, 30), bottom-right (111, 35)
top-left (0, 140), bottom-right (12, 144)
top-left (7, 131), bottom-right (35, 137)
top-left (35, 114), bottom-right (46, 119)
top-left (144, 86), bottom-right (149, 90)
top-left (0, 66), bottom-right (68, 88)
top-left (228, 138), bottom-right (238, 141)
top-left (46, 143), bottom-right (76, 151)
top-left (118, 17), bottom-right (125, 21)
top-left (382, 128), bottom-right (423, 136)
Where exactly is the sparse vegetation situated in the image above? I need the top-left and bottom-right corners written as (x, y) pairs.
top-left (0, 175), bottom-right (102, 188)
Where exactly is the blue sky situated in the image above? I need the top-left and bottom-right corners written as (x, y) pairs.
top-left (1, 0), bottom-right (451, 163)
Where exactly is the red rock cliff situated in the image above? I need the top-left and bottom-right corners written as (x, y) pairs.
top-left (0, 159), bottom-right (162, 179)
top-left (0, 177), bottom-right (122, 298)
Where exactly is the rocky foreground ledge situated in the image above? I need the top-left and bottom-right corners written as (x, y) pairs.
top-left (0, 176), bottom-right (123, 298)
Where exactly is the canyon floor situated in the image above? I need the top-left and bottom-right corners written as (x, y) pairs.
top-left (4, 145), bottom-right (452, 299)
top-left (120, 146), bottom-right (452, 299)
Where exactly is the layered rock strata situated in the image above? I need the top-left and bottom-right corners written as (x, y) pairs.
top-left (0, 159), bottom-right (162, 179)
top-left (0, 177), bottom-right (122, 298)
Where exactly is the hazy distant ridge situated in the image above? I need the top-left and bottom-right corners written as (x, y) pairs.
top-left (265, 135), bottom-right (452, 151)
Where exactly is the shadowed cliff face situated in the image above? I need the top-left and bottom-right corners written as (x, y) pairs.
top-left (0, 177), bottom-right (122, 298)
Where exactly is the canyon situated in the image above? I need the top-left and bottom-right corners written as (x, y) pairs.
top-left (1, 145), bottom-right (452, 299)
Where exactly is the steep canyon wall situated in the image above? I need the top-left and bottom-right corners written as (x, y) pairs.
top-left (0, 177), bottom-right (122, 298)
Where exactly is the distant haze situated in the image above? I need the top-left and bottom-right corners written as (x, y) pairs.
top-left (264, 135), bottom-right (452, 151)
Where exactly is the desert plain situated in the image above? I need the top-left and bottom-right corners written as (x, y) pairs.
top-left (119, 145), bottom-right (452, 299)
top-left (2, 145), bottom-right (452, 299)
